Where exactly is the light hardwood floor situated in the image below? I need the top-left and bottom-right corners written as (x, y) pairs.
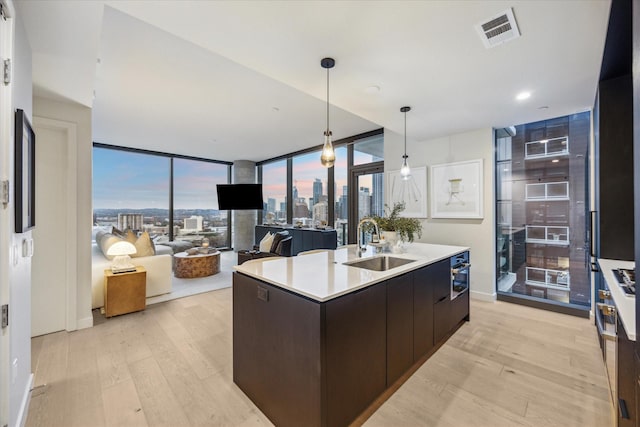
top-left (26, 289), bottom-right (614, 427)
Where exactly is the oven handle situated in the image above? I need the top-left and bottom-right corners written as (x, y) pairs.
top-left (452, 263), bottom-right (471, 275)
top-left (595, 303), bottom-right (617, 341)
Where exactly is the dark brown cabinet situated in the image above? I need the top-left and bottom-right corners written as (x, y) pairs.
top-left (413, 266), bottom-right (435, 361)
top-left (431, 259), bottom-right (453, 344)
top-left (386, 272), bottom-right (414, 386)
top-left (618, 318), bottom-right (636, 427)
top-left (325, 283), bottom-right (387, 427)
top-left (233, 253), bottom-right (470, 427)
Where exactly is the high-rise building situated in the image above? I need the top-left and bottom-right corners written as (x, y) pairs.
top-left (372, 173), bottom-right (384, 217)
top-left (293, 185), bottom-right (298, 201)
top-left (183, 215), bottom-right (203, 231)
top-left (293, 198), bottom-right (310, 219)
top-left (312, 201), bottom-right (328, 225)
top-left (313, 178), bottom-right (323, 207)
top-left (358, 187), bottom-right (371, 218)
top-left (118, 213), bottom-right (143, 231)
top-left (267, 198), bottom-right (276, 213)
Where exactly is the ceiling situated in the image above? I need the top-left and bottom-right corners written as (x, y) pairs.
top-left (15, 0), bottom-right (611, 162)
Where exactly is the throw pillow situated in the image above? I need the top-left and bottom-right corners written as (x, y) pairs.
top-left (269, 231), bottom-right (289, 253)
top-left (111, 226), bottom-right (126, 238)
top-left (97, 232), bottom-right (124, 260)
top-left (124, 229), bottom-right (137, 244)
top-left (259, 232), bottom-right (274, 252)
top-left (132, 231), bottom-right (155, 257)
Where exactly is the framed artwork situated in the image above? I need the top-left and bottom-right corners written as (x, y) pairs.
top-left (386, 165), bottom-right (427, 218)
top-left (15, 109), bottom-right (36, 233)
top-left (430, 159), bottom-right (483, 219)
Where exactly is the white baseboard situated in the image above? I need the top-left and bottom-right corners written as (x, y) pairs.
top-left (470, 289), bottom-right (496, 302)
top-left (76, 315), bottom-right (93, 330)
top-left (17, 373), bottom-right (34, 427)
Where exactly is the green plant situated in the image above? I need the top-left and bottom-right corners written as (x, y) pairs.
top-left (364, 202), bottom-right (422, 243)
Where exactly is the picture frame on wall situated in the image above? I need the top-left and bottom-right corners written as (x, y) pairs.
top-left (430, 159), bottom-right (483, 219)
top-left (386, 165), bottom-right (428, 218)
top-left (15, 109), bottom-right (36, 233)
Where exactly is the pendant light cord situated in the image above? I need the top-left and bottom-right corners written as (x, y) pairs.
top-left (403, 109), bottom-right (408, 159)
top-left (326, 66), bottom-right (330, 134)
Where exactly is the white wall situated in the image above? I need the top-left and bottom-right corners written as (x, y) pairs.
top-left (33, 97), bottom-right (93, 329)
top-left (384, 127), bottom-right (496, 301)
top-left (4, 7), bottom-right (34, 427)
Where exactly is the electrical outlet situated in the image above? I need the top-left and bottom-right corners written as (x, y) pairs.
top-left (257, 286), bottom-right (269, 302)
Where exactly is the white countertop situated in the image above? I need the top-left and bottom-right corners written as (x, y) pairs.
top-left (598, 258), bottom-right (635, 341)
top-left (233, 243), bottom-right (469, 302)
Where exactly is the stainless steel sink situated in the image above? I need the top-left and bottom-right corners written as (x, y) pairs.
top-left (344, 256), bottom-right (416, 271)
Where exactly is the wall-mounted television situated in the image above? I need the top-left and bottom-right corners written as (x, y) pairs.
top-left (216, 184), bottom-right (264, 210)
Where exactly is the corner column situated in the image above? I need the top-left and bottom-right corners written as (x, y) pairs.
top-left (233, 160), bottom-right (257, 251)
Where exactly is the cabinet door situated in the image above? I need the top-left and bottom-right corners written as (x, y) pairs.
top-left (233, 273), bottom-right (322, 427)
top-left (617, 317), bottom-right (635, 427)
top-left (428, 259), bottom-right (452, 345)
top-left (433, 296), bottom-right (451, 344)
top-left (431, 259), bottom-right (451, 301)
top-left (413, 266), bottom-right (434, 361)
top-left (387, 273), bottom-right (414, 386)
top-left (325, 283), bottom-right (386, 427)
top-left (450, 291), bottom-right (470, 331)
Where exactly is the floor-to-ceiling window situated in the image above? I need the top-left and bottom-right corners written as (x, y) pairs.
top-left (257, 129), bottom-right (383, 246)
top-left (173, 158), bottom-right (230, 247)
top-left (261, 159), bottom-right (288, 225)
top-left (495, 113), bottom-right (590, 315)
top-left (93, 144), bottom-right (232, 248)
top-left (93, 147), bottom-right (170, 234)
top-left (292, 150), bottom-right (328, 227)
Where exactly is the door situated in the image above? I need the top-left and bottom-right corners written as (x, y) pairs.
top-left (348, 162), bottom-right (384, 244)
top-left (31, 123), bottom-right (68, 336)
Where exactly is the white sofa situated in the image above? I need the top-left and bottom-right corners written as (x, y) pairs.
top-left (91, 242), bottom-right (173, 309)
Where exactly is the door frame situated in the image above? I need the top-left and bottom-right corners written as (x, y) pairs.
top-left (348, 161), bottom-right (384, 244)
top-left (33, 116), bottom-right (78, 332)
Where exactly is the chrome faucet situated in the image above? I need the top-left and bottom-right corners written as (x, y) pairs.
top-left (357, 218), bottom-right (380, 257)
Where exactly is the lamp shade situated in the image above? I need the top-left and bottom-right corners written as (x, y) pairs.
top-left (106, 241), bottom-right (137, 257)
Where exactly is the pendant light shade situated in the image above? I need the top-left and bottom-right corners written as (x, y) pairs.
top-left (392, 106), bottom-right (421, 204)
top-left (320, 57), bottom-right (336, 168)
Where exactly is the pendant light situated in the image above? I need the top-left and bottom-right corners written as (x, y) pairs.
top-left (392, 106), bottom-right (421, 204)
top-left (400, 106), bottom-right (412, 179)
top-left (320, 57), bottom-right (336, 168)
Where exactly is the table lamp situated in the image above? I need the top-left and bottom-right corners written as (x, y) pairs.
top-left (107, 241), bottom-right (137, 273)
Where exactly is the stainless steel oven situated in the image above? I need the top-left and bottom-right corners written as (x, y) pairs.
top-left (451, 251), bottom-right (470, 300)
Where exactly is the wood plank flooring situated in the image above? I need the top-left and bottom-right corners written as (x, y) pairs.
top-left (26, 289), bottom-right (614, 427)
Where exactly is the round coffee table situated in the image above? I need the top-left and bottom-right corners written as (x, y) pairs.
top-left (174, 251), bottom-right (220, 278)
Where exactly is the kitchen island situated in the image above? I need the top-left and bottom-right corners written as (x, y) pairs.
top-left (233, 243), bottom-right (470, 427)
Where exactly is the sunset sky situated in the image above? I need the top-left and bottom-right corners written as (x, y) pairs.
top-left (94, 146), bottom-right (377, 210)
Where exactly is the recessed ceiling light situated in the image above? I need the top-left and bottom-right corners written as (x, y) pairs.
top-left (516, 91), bottom-right (531, 101)
top-left (364, 85), bottom-right (380, 94)
top-left (272, 107), bottom-right (280, 112)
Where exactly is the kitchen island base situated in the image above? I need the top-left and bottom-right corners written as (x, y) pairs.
top-left (232, 255), bottom-right (469, 427)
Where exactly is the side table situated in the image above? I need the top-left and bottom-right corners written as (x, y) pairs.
top-left (103, 266), bottom-right (146, 317)
top-left (174, 251), bottom-right (221, 278)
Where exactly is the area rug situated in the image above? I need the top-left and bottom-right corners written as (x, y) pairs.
top-left (146, 250), bottom-right (236, 305)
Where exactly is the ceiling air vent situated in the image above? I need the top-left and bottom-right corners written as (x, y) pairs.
top-left (475, 8), bottom-right (520, 49)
